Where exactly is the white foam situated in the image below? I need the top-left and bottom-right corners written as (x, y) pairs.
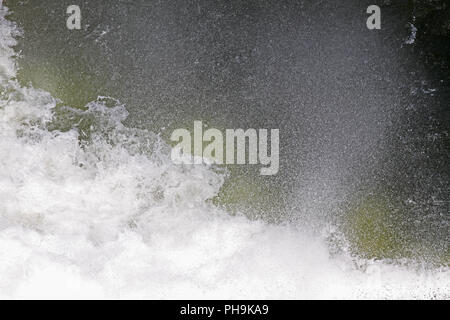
top-left (0, 6), bottom-right (448, 299)
top-left (405, 22), bottom-right (417, 45)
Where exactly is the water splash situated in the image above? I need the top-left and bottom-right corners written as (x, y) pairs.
top-left (0, 4), bottom-right (448, 299)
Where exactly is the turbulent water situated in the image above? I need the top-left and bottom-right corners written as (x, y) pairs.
top-left (0, 2), bottom-right (449, 299)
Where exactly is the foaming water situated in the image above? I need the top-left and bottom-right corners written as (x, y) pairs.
top-left (0, 6), bottom-right (448, 299)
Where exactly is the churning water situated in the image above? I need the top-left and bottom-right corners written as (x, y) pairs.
top-left (0, 1), bottom-right (448, 298)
